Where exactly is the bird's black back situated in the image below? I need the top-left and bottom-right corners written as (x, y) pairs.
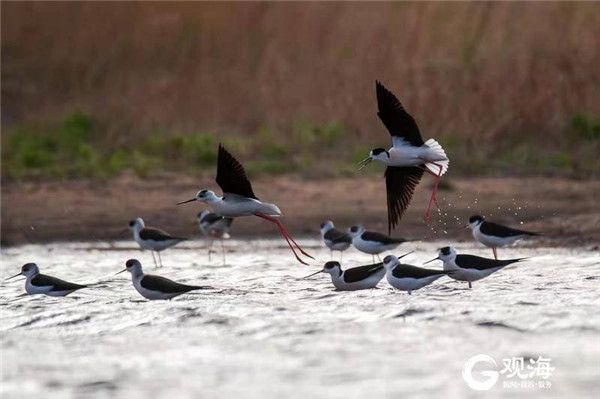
top-left (140, 275), bottom-right (203, 293)
top-left (343, 263), bottom-right (384, 283)
top-left (391, 264), bottom-right (447, 279)
top-left (362, 231), bottom-right (406, 245)
top-left (31, 274), bottom-right (87, 291)
top-left (324, 229), bottom-right (352, 244)
top-left (480, 221), bottom-right (539, 238)
top-left (139, 227), bottom-right (186, 242)
top-left (455, 255), bottom-right (524, 270)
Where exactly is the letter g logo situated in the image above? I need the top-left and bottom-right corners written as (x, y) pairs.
top-left (462, 354), bottom-right (499, 391)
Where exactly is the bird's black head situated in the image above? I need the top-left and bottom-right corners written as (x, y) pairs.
top-left (440, 247), bottom-right (452, 256)
top-left (21, 263), bottom-right (37, 273)
top-left (125, 259), bottom-right (138, 268)
top-left (128, 220), bottom-right (135, 227)
top-left (324, 261), bottom-right (340, 270)
top-left (469, 215), bottom-right (484, 224)
top-left (349, 226), bottom-right (360, 233)
top-left (371, 148), bottom-right (390, 158)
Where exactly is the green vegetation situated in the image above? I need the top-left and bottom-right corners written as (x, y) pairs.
top-left (2, 110), bottom-right (599, 181)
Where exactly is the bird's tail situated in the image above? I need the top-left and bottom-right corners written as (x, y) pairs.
top-left (424, 139), bottom-right (449, 176)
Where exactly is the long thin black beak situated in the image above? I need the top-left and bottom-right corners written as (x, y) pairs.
top-left (423, 257), bottom-right (440, 265)
top-left (115, 269), bottom-right (127, 275)
top-left (398, 251), bottom-right (414, 260)
top-left (302, 269), bottom-right (324, 279)
top-left (5, 273), bottom-right (22, 281)
top-left (357, 157), bottom-right (372, 171)
top-left (177, 198), bottom-right (196, 206)
top-left (117, 228), bottom-right (128, 237)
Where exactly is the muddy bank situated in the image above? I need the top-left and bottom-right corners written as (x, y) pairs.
top-left (2, 174), bottom-right (599, 247)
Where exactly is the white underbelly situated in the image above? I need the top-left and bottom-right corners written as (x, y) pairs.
top-left (331, 270), bottom-right (385, 291)
top-left (353, 237), bottom-right (399, 254)
top-left (325, 240), bottom-right (351, 251)
top-left (473, 229), bottom-right (524, 248)
top-left (447, 267), bottom-right (502, 282)
top-left (386, 274), bottom-right (443, 292)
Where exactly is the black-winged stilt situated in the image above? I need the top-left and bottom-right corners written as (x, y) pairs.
top-left (116, 259), bottom-right (208, 300)
top-left (467, 215), bottom-right (540, 259)
top-left (382, 254), bottom-right (446, 295)
top-left (197, 211), bottom-right (233, 263)
top-left (303, 260), bottom-right (386, 291)
top-left (358, 81), bottom-right (449, 231)
top-left (347, 225), bottom-right (409, 263)
top-left (126, 218), bottom-right (186, 268)
top-left (424, 246), bottom-right (525, 288)
top-left (319, 221), bottom-right (352, 261)
top-left (5, 263), bottom-right (88, 297)
top-left (178, 144), bottom-right (314, 265)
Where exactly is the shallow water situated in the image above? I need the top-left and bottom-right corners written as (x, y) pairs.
top-left (1, 239), bottom-right (599, 399)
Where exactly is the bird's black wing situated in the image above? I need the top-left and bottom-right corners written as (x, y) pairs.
top-left (31, 274), bottom-right (87, 291)
top-left (215, 144), bottom-right (258, 199)
top-left (455, 255), bottom-right (524, 270)
top-left (392, 264), bottom-right (447, 279)
top-left (362, 230), bottom-right (406, 245)
top-left (385, 166), bottom-right (424, 234)
top-left (324, 229), bottom-right (352, 244)
top-left (480, 221), bottom-right (539, 238)
top-left (343, 263), bottom-right (384, 283)
top-left (376, 81), bottom-right (424, 146)
top-left (141, 275), bottom-right (203, 293)
top-left (139, 227), bottom-right (186, 242)
top-left (200, 213), bottom-right (224, 224)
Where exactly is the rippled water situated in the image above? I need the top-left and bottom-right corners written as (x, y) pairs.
top-left (1, 239), bottom-right (599, 398)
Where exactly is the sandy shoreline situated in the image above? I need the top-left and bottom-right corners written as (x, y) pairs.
top-left (2, 174), bottom-right (599, 247)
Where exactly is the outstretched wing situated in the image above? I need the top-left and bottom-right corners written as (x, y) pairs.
top-left (376, 81), bottom-right (424, 147)
top-left (215, 144), bottom-right (258, 199)
top-left (385, 166), bottom-right (424, 234)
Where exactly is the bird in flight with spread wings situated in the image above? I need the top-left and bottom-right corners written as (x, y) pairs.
top-left (178, 144), bottom-right (314, 265)
top-left (358, 81), bottom-right (449, 232)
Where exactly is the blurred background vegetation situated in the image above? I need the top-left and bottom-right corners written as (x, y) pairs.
top-left (2, 2), bottom-right (600, 180)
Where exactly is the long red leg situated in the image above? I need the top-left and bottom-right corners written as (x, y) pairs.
top-left (492, 247), bottom-right (498, 260)
top-left (420, 161), bottom-right (443, 221)
top-left (255, 213), bottom-right (313, 265)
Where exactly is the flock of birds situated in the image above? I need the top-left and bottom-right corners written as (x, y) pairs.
top-left (5, 81), bottom-right (540, 300)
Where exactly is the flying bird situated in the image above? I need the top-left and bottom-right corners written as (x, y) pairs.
top-left (178, 144), bottom-right (313, 265)
top-left (358, 81), bottom-right (449, 231)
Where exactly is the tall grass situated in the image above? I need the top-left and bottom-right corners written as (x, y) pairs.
top-left (2, 2), bottom-right (599, 178)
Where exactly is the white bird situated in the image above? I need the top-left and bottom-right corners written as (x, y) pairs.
top-left (347, 225), bottom-right (409, 263)
top-left (178, 144), bottom-right (313, 265)
top-left (319, 220), bottom-right (352, 261)
top-left (303, 260), bottom-right (385, 291)
top-left (468, 215), bottom-right (540, 259)
top-left (382, 254), bottom-right (446, 295)
top-left (5, 263), bottom-right (88, 297)
top-left (424, 246), bottom-right (525, 288)
top-left (197, 211), bottom-right (233, 262)
top-left (126, 217), bottom-right (186, 268)
top-left (116, 259), bottom-right (207, 300)
top-left (358, 81), bottom-right (449, 231)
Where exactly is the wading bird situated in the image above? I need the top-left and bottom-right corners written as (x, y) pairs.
top-left (358, 81), bottom-right (449, 231)
top-left (467, 215), bottom-right (539, 260)
top-left (197, 211), bottom-right (233, 263)
top-left (116, 259), bottom-right (208, 300)
top-left (126, 218), bottom-right (186, 268)
top-left (178, 144), bottom-right (313, 265)
top-left (424, 246), bottom-right (524, 289)
top-left (383, 254), bottom-right (446, 295)
top-left (319, 221), bottom-right (352, 261)
top-left (6, 263), bottom-right (88, 297)
top-left (348, 225), bottom-right (409, 263)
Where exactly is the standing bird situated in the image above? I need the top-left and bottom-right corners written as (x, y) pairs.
top-left (5, 263), bottom-right (88, 297)
top-left (116, 259), bottom-right (207, 300)
top-left (424, 246), bottom-right (525, 289)
top-left (358, 81), bottom-right (449, 231)
top-left (178, 144), bottom-right (313, 265)
top-left (302, 260), bottom-right (386, 291)
top-left (197, 211), bottom-right (233, 262)
top-left (468, 215), bottom-right (539, 260)
top-left (126, 218), bottom-right (186, 268)
top-left (383, 254), bottom-right (446, 295)
top-left (347, 225), bottom-right (409, 263)
top-left (319, 221), bottom-right (352, 261)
